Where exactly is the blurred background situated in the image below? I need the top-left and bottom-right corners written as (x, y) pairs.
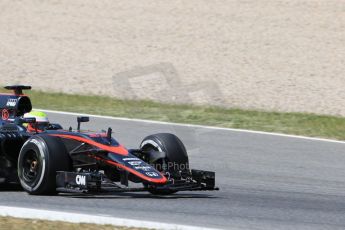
top-left (0, 0), bottom-right (344, 116)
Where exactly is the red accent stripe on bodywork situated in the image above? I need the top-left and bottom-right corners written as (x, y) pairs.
top-left (92, 156), bottom-right (167, 184)
top-left (49, 134), bottom-right (167, 184)
top-left (49, 134), bottom-right (128, 156)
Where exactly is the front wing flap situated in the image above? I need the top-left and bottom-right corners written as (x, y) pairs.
top-left (55, 169), bottom-right (218, 194)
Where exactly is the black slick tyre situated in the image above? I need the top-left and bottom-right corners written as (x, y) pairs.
top-left (18, 135), bottom-right (72, 195)
top-left (140, 133), bottom-right (189, 195)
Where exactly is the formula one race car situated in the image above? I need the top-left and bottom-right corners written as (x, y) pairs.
top-left (0, 85), bottom-right (217, 195)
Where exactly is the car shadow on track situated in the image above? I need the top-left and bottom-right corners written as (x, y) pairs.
top-left (0, 183), bottom-right (23, 191)
top-left (0, 187), bottom-right (219, 199)
top-left (59, 192), bottom-right (218, 199)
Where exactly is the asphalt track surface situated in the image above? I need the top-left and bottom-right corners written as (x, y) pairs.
top-left (1, 112), bottom-right (345, 229)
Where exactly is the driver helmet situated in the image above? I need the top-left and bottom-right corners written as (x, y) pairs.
top-left (23, 110), bottom-right (50, 132)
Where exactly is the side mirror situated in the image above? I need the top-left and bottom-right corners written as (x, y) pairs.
top-left (77, 116), bottom-right (89, 132)
top-left (21, 117), bottom-right (36, 124)
top-left (15, 117), bottom-right (36, 125)
top-left (15, 117), bottom-right (36, 132)
top-left (77, 117), bottom-right (89, 123)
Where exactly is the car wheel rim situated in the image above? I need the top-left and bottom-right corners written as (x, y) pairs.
top-left (21, 150), bottom-right (41, 186)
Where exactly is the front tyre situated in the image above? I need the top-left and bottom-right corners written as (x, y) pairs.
top-left (140, 133), bottom-right (189, 195)
top-left (18, 135), bottom-right (72, 195)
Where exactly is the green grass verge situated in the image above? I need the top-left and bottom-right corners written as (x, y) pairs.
top-left (0, 216), bottom-right (147, 230)
top-left (1, 89), bottom-right (345, 140)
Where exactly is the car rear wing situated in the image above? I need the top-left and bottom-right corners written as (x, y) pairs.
top-left (0, 85), bottom-right (32, 121)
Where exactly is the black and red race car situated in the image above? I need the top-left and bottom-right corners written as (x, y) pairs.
top-left (0, 85), bottom-right (217, 195)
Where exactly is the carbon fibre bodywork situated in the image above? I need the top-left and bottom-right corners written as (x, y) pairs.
top-left (0, 86), bottom-right (217, 194)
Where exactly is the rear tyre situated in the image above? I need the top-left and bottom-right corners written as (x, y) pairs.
top-left (140, 133), bottom-right (189, 195)
top-left (18, 135), bottom-right (72, 195)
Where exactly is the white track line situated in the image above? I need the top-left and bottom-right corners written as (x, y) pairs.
top-left (0, 206), bottom-right (222, 230)
top-left (38, 108), bottom-right (345, 144)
